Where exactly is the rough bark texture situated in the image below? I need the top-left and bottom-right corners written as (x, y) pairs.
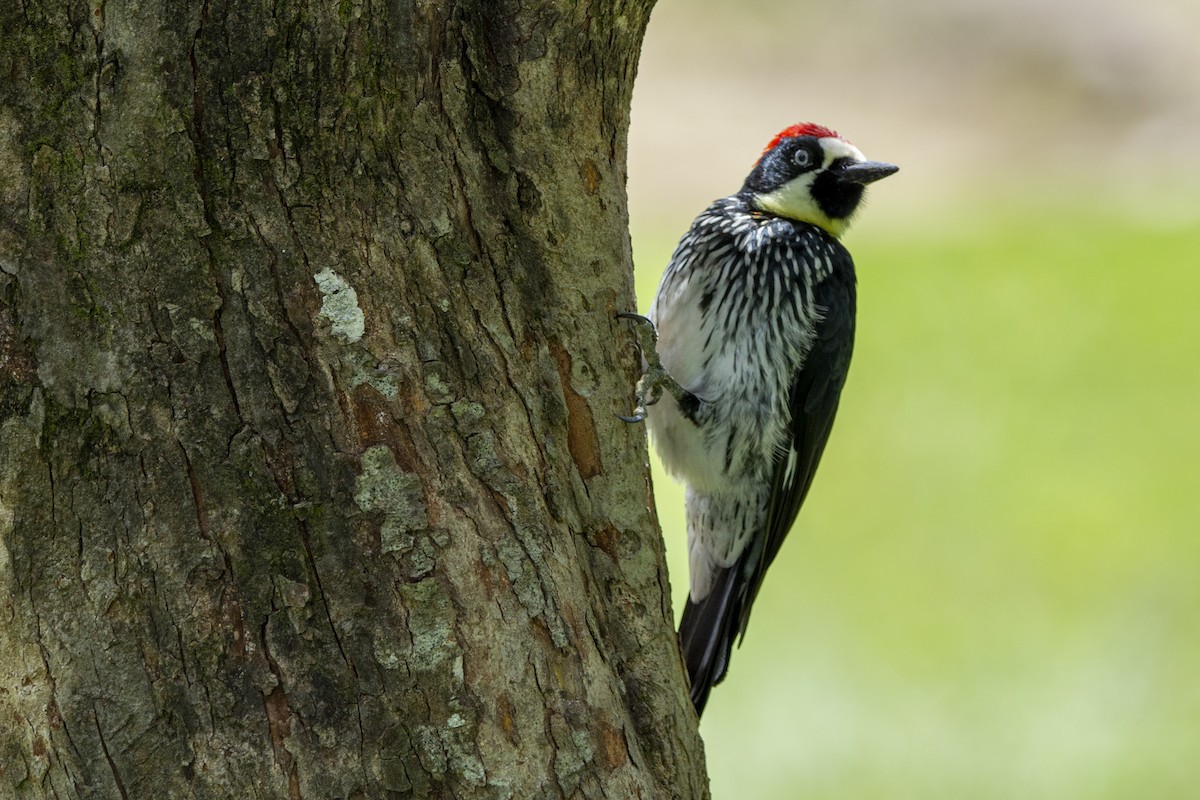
top-left (0, 2), bottom-right (709, 798)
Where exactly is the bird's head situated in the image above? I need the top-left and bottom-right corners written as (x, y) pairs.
top-left (741, 123), bottom-right (898, 238)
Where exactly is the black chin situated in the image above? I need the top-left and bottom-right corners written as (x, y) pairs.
top-left (810, 170), bottom-right (866, 221)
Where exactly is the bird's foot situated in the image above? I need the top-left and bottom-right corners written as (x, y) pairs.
top-left (617, 312), bottom-right (687, 423)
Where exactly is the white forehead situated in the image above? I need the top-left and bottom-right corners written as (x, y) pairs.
top-left (818, 136), bottom-right (866, 164)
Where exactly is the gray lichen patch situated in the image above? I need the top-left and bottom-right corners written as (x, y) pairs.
top-left (313, 267), bottom-right (365, 343)
top-left (343, 348), bottom-right (401, 399)
top-left (399, 578), bottom-right (457, 662)
top-left (354, 444), bottom-right (428, 553)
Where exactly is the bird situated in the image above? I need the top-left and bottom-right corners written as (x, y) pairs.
top-left (621, 122), bottom-right (896, 716)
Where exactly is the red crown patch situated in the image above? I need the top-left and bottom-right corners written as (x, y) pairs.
top-left (762, 123), bottom-right (842, 156)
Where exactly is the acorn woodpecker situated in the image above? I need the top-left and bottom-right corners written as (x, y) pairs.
top-left (623, 123), bottom-right (897, 716)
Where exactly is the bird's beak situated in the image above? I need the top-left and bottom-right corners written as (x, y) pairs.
top-left (838, 161), bottom-right (899, 185)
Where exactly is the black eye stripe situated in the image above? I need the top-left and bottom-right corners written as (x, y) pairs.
top-left (740, 136), bottom-right (825, 195)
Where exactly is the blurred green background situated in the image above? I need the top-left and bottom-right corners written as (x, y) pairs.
top-left (626, 1), bottom-right (1200, 797)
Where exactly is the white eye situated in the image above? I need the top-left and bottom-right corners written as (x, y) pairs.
top-left (792, 149), bottom-right (812, 168)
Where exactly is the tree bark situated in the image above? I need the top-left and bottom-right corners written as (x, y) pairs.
top-left (0, 2), bottom-right (709, 798)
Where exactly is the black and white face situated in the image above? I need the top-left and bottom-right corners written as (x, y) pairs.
top-left (742, 135), bottom-right (895, 237)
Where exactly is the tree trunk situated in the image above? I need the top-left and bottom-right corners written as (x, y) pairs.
top-left (0, 2), bottom-right (709, 797)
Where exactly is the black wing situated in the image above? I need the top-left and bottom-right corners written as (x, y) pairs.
top-left (742, 251), bottom-right (857, 631)
top-left (680, 249), bottom-right (856, 716)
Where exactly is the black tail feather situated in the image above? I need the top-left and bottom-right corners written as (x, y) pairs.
top-left (678, 561), bottom-right (747, 717)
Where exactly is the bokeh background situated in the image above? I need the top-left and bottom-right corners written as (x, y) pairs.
top-left (626, 1), bottom-right (1200, 797)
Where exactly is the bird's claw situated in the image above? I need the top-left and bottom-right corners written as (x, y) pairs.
top-left (618, 373), bottom-right (664, 424)
top-left (617, 311), bottom-right (683, 424)
top-left (615, 311), bottom-right (653, 324)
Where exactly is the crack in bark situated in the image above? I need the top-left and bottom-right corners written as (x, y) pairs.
top-left (91, 705), bottom-right (129, 800)
top-left (260, 613), bottom-right (303, 800)
top-left (189, 0), bottom-right (246, 432)
top-left (28, 598), bottom-right (83, 797)
top-left (188, 0), bottom-right (215, 230)
top-left (249, 172), bottom-right (318, 382)
top-left (177, 441), bottom-right (211, 542)
top-left (203, 252), bottom-right (244, 428)
top-left (45, 461), bottom-right (58, 537)
top-left (296, 518), bottom-right (353, 669)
